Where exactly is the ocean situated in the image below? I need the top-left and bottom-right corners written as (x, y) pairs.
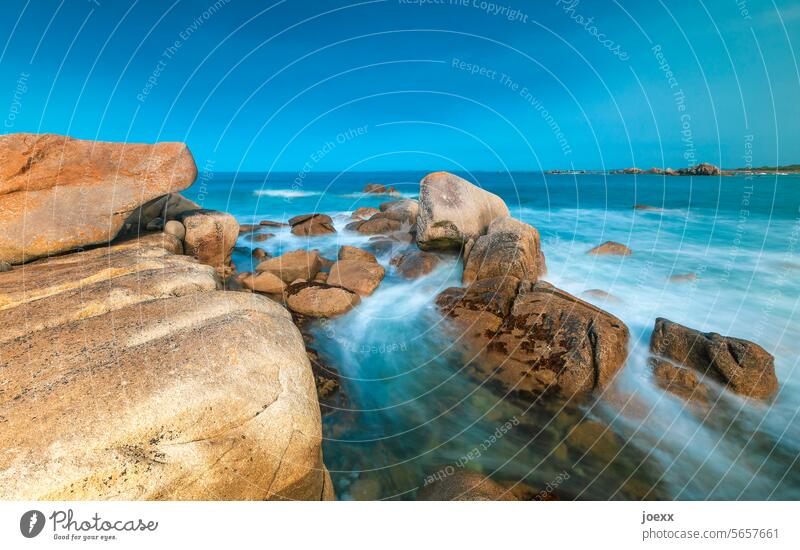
top-left (183, 171), bottom-right (800, 500)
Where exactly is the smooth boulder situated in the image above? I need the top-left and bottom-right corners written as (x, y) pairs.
top-left (462, 216), bottom-right (546, 284)
top-left (256, 250), bottom-right (322, 283)
top-left (338, 245), bottom-right (377, 263)
top-left (649, 318), bottom-right (778, 399)
top-left (587, 241), bottom-right (632, 256)
top-left (390, 250), bottom-right (440, 278)
top-left (241, 271), bottom-right (287, 294)
top-left (327, 260), bottom-right (385, 296)
top-left (289, 213), bottom-right (335, 236)
top-left (178, 209), bottom-right (239, 272)
top-left (286, 281), bottom-right (361, 317)
top-left (416, 171), bottom-right (509, 251)
top-left (0, 133), bottom-right (197, 264)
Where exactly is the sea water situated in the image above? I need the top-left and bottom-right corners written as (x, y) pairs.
top-left (184, 171), bottom-right (800, 500)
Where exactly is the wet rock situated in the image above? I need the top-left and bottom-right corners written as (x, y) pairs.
top-left (288, 213), bottom-right (336, 236)
top-left (581, 289), bottom-right (622, 304)
top-left (252, 247), bottom-right (268, 260)
top-left (416, 171), bottom-right (509, 251)
top-left (259, 219), bottom-right (288, 227)
top-left (239, 224), bottom-right (261, 233)
top-left (418, 470), bottom-right (516, 501)
top-left (649, 317), bottom-right (778, 399)
top-left (376, 199), bottom-right (419, 225)
top-left (327, 260), bottom-right (385, 296)
top-left (351, 207), bottom-right (379, 220)
top-left (586, 241), bottom-right (632, 256)
top-left (241, 271), bottom-right (287, 294)
top-left (668, 273), bottom-right (697, 282)
top-left (436, 279), bottom-right (629, 401)
top-left (355, 217), bottom-right (402, 235)
top-left (248, 232), bottom-right (275, 242)
top-left (256, 249), bottom-right (322, 283)
top-left (390, 250), bottom-right (440, 278)
top-left (633, 204), bottom-right (663, 212)
top-left (338, 245), bottom-right (377, 263)
top-left (285, 281), bottom-right (360, 317)
top-left (462, 216), bottom-right (546, 284)
top-left (0, 133), bottom-right (197, 264)
top-left (650, 358), bottom-right (709, 403)
top-left (178, 209), bottom-right (239, 273)
top-left (363, 183), bottom-right (399, 195)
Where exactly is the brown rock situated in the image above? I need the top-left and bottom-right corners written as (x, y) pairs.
top-left (581, 289), bottom-right (622, 304)
top-left (436, 279), bottom-right (629, 401)
top-left (123, 193), bottom-right (200, 234)
top-left (587, 241), bottom-right (632, 256)
top-left (163, 220), bottom-right (186, 240)
top-left (239, 224), bottom-right (261, 233)
top-left (288, 214), bottom-right (335, 236)
top-left (248, 232), bottom-right (275, 242)
top-left (178, 209), bottom-right (239, 272)
top-left (650, 358), bottom-right (709, 403)
top-left (391, 250), bottom-right (440, 278)
top-left (356, 217), bottom-right (402, 235)
top-left (338, 245), bottom-right (377, 263)
top-left (375, 199), bottom-right (419, 225)
top-left (416, 171), bottom-right (509, 251)
top-left (286, 281), bottom-right (361, 317)
top-left (677, 163), bottom-right (721, 176)
top-left (668, 273), bottom-right (697, 282)
top-left (566, 421), bottom-right (621, 458)
top-left (462, 216), bottom-right (546, 284)
top-left (327, 260), bottom-right (385, 296)
top-left (0, 133), bottom-right (197, 264)
top-left (419, 470), bottom-right (516, 501)
top-left (241, 271), bottom-right (287, 294)
top-left (363, 183), bottom-right (399, 195)
top-left (351, 207), bottom-right (379, 220)
top-left (649, 317), bottom-right (778, 399)
top-left (252, 247), bottom-right (268, 260)
top-left (259, 219), bottom-right (288, 227)
top-left (256, 249), bottom-right (322, 283)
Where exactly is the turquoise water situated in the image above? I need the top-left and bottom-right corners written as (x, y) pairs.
top-left (185, 171), bottom-right (800, 500)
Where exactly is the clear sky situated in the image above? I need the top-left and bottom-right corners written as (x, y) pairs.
top-left (1, 0), bottom-right (798, 172)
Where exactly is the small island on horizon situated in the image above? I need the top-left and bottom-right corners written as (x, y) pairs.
top-left (545, 162), bottom-right (800, 176)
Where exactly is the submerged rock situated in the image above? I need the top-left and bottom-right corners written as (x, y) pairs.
top-left (586, 241), bottom-right (632, 256)
top-left (418, 470), bottom-right (516, 501)
top-left (390, 250), bottom-right (440, 279)
top-left (327, 259), bottom-right (385, 296)
top-left (285, 281), bottom-right (360, 317)
top-left (649, 317), bottom-right (778, 399)
top-left (0, 133), bottom-right (197, 264)
top-left (650, 358), bottom-right (710, 403)
top-left (436, 278), bottom-right (629, 401)
top-left (462, 216), bottom-right (546, 284)
top-left (416, 171), bottom-right (509, 251)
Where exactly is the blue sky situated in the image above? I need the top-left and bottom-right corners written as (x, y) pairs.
top-left (1, 0), bottom-right (798, 171)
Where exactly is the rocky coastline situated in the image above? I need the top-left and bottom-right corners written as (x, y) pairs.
top-left (0, 133), bottom-right (780, 501)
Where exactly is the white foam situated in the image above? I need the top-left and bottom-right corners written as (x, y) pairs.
top-left (253, 189), bottom-right (322, 198)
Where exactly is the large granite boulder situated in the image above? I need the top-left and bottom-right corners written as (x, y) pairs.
top-left (462, 216), bottom-right (546, 284)
top-left (0, 133), bottom-right (197, 264)
top-left (285, 281), bottom-right (360, 317)
top-left (416, 172), bottom-right (509, 251)
top-left (0, 241), bottom-right (332, 500)
top-left (649, 318), bottom-right (778, 399)
top-left (436, 278), bottom-right (629, 401)
top-left (327, 259), bottom-right (385, 296)
top-left (178, 209), bottom-right (239, 273)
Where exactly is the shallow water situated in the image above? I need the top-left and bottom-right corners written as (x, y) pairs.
top-left (186, 171), bottom-right (800, 500)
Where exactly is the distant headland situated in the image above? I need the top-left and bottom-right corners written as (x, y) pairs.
top-left (545, 162), bottom-right (800, 176)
